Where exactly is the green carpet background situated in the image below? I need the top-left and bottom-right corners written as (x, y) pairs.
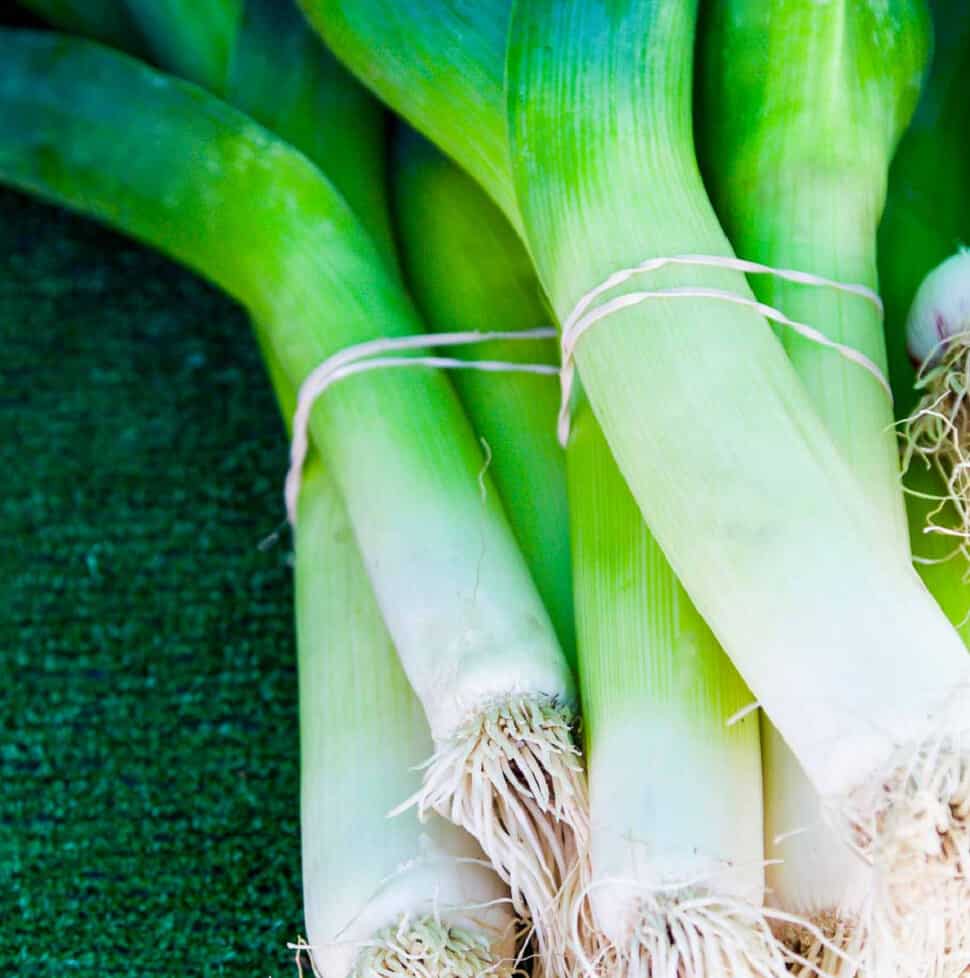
top-left (0, 186), bottom-right (304, 975)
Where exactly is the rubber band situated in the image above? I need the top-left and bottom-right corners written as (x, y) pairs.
top-left (284, 328), bottom-right (557, 524)
top-left (285, 257), bottom-right (888, 520)
top-left (557, 254), bottom-right (889, 444)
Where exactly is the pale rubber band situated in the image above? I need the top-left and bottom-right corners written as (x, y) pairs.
top-left (557, 254), bottom-right (889, 445)
top-left (285, 328), bottom-right (557, 524)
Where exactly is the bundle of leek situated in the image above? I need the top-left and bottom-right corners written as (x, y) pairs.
top-left (304, 0), bottom-right (970, 970)
top-left (8, 2), bottom-right (970, 976)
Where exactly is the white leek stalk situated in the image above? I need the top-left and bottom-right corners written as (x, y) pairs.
top-left (567, 405), bottom-right (781, 978)
top-left (295, 457), bottom-right (515, 978)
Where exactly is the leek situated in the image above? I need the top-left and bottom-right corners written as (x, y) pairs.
top-left (295, 456), bottom-right (515, 978)
top-left (699, 3), bottom-right (936, 973)
top-left (256, 328), bottom-right (517, 978)
top-left (390, 127), bottom-right (574, 662)
top-left (0, 31), bottom-right (584, 967)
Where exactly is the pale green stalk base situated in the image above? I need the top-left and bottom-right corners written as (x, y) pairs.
top-left (564, 403), bottom-right (775, 977)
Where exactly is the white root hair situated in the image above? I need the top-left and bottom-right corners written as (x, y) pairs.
top-left (394, 695), bottom-right (589, 976)
top-left (789, 729), bottom-right (970, 978)
top-left (566, 886), bottom-right (800, 978)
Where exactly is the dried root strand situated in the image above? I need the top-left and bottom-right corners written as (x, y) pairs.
top-left (776, 911), bottom-right (862, 978)
top-left (902, 336), bottom-right (970, 554)
top-left (399, 695), bottom-right (589, 975)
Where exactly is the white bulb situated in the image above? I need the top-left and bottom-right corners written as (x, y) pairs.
top-left (906, 249), bottom-right (970, 367)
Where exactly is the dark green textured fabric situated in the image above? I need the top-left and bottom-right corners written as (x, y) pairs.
top-left (0, 187), bottom-right (303, 975)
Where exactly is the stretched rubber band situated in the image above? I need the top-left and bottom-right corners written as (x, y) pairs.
top-left (557, 254), bottom-right (889, 444)
top-left (284, 328), bottom-right (557, 524)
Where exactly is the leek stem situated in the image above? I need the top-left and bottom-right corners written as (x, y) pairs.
top-left (300, 0), bottom-right (519, 232)
top-left (295, 457), bottom-right (516, 978)
top-left (124, 0), bottom-right (243, 93)
top-left (390, 128), bottom-right (575, 663)
top-left (699, 2), bottom-right (935, 970)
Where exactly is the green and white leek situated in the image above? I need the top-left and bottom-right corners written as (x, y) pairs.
top-left (255, 331), bottom-right (517, 978)
top-left (700, 2), bottom-right (951, 973)
top-left (0, 31), bottom-right (584, 969)
top-left (390, 127), bottom-right (574, 662)
top-left (294, 457), bottom-right (516, 978)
